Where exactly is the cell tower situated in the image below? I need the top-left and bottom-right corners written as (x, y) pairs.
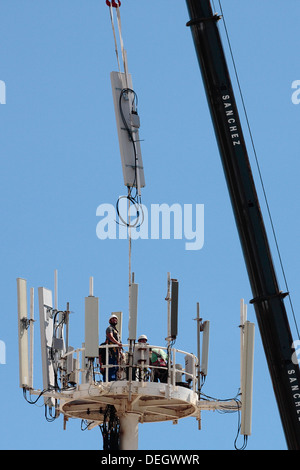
top-left (17, 2), bottom-right (255, 450)
top-left (17, 271), bottom-right (254, 450)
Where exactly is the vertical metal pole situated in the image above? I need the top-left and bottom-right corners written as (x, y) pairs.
top-left (128, 188), bottom-right (132, 292)
top-left (89, 277), bottom-right (94, 297)
top-left (196, 302), bottom-right (202, 430)
top-left (127, 190), bottom-right (133, 397)
top-left (65, 302), bottom-right (70, 354)
top-left (128, 273), bottom-right (137, 400)
top-left (166, 273), bottom-right (171, 385)
top-left (128, 338), bottom-right (134, 401)
top-left (196, 302), bottom-right (201, 396)
top-left (54, 269), bottom-right (58, 311)
top-left (166, 272), bottom-right (171, 339)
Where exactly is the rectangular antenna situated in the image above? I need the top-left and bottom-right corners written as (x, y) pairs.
top-left (17, 278), bottom-right (29, 388)
top-left (241, 321), bottom-right (255, 436)
top-left (85, 296), bottom-right (99, 358)
top-left (38, 287), bottom-right (55, 401)
top-left (200, 320), bottom-right (210, 377)
top-left (29, 287), bottom-right (34, 389)
top-left (110, 71), bottom-right (145, 191)
top-left (170, 279), bottom-right (179, 339)
top-left (128, 283), bottom-right (138, 341)
top-left (240, 298), bottom-right (247, 391)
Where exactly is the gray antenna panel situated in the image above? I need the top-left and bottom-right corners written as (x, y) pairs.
top-left (17, 278), bottom-right (29, 388)
top-left (170, 279), bottom-right (179, 339)
top-left (38, 287), bottom-right (55, 399)
top-left (128, 283), bottom-right (138, 341)
top-left (200, 320), bottom-right (210, 377)
top-left (241, 321), bottom-right (255, 436)
top-left (110, 71), bottom-right (145, 190)
top-left (84, 296), bottom-right (99, 358)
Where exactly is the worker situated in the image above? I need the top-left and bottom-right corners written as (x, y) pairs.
top-left (150, 347), bottom-right (168, 383)
top-left (105, 314), bottom-right (122, 381)
top-left (137, 334), bottom-right (148, 344)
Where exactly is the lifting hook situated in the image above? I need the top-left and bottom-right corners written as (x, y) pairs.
top-left (106, 0), bottom-right (121, 7)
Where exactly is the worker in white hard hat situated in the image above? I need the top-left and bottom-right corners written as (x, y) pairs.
top-left (104, 314), bottom-right (122, 381)
top-left (138, 334), bottom-right (148, 343)
top-left (106, 315), bottom-right (122, 347)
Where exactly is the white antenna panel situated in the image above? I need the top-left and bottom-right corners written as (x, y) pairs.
top-left (128, 283), bottom-right (138, 341)
top-left (29, 287), bottom-right (34, 389)
top-left (38, 287), bottom-right (55, 401)
top-left (17, 278), bottom-right (29, 388)
top-left (133, 343), bottom-right (149, 366)
top-left (241, 321), bottom-right (255, 436)
top-left (110, 71), bottom-right (145, 190)
top-left (200, 320), bottom-right (210, 377)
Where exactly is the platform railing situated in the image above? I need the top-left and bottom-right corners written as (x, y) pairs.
top-left (95, 344), bottom-right (198, 392)
top-left (31, 344), bottom-right (198, 399)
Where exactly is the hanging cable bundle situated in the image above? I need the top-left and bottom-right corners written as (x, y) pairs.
top-left (99, 405), bottom-right (120, 450)
top-left (117, 85), bottom-right (144, 228)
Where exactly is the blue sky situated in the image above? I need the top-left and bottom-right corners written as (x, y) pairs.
top-left (1, 0), bottom-right (300, 450)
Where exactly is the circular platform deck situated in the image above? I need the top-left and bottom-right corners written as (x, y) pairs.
top-left (60, 380), bottom-right (199, 424)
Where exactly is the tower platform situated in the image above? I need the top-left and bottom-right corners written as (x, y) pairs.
top-left (25, 343), bottom-right (242, 449)
top-left (60, 380), bottom-right (199, 425)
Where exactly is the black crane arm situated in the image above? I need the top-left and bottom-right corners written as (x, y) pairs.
top-left (185, 0), bottom-right (300, 450)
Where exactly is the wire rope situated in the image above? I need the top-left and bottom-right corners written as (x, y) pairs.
top-left (217, 0), bottom-right (300, 341)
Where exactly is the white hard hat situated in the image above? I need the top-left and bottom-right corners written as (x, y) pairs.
top-left (109, 314), bottom-right (118, 321)
top-left (138, 334), bottom-right (148, 342)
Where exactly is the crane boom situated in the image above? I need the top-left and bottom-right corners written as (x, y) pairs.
top-left (186, 0), bottom-right (300, 449)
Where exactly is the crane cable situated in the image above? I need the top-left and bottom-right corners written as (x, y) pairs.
top-left (106, 1), bottom-right (144, 315)
top-left (215, 0), bottom-right (300, 342)
top-left (107, 2), bottom-right (121, 73)
top-left (107, 0), bottom-right (129, 87)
